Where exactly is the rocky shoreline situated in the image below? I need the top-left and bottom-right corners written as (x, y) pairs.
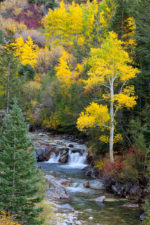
top-left (45, 175), bottom-right (84, 225)
top-left (31, 132), bottom-right (144, 224)
top-left (83, 166), bottom-right (148, 202)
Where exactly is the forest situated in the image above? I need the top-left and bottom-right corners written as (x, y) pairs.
top-left (0, 0), bottom-right (150, 224)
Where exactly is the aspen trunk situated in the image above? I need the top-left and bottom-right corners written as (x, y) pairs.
top-left (109, 120), bottom-right (114, 162)
top-left (109, 81), bottom-right (114, 162)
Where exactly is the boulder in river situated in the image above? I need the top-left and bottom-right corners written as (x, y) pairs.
top-left (71, 149), bottom-right (83, 155)
top-left (59, 148), bottom-right (69, 163)
top-left (60, 179), bottom-right (72, 186)
top-left (87, 180), bottom-right (105, 190)
top-left (105, 178), bottom-right (147, 201)
top-left (45, 175), bottom-right (70, 200)
top-left (68, 144), bottom-right (74, 148)
top-left (35, 147), bottom-right (46, 161)
top-left (35, 144), bottom-right (58, 161)
top-left (82, 166), bottom-right (100, 178)
top-left (93, 196), bottom-right (106, 202)
top-left (38, 133), bottom-right (45, 136)
top-left (58, 204), bottom-right (74, 212)
top-left (122, 204), bottom-right (139, 208)
top-left (140, 212), bottom-right (147, 221)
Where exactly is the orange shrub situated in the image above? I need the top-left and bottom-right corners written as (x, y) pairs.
top-left (103, 156), bottom-right (124, 178)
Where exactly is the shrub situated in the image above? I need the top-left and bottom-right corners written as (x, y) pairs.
top-left (36, 46), bottom-right (64, 73)
top-left (15, 30), bottom-right (46, 47)
top-left (42, 113), bottom-right (60, 130)
top-left (94, 158), bottom-right (105, 170)
top-left (45, 0), bottom-right (57, 10)
top-left (16, 4), bottom-right (44, 28)
top-left (0, 18), bottom-right (27, 39)
top-left (103, 156), bottom-right (124, 179)
top-left (0, 211), bottom-right (20, 225)
top-left (36, 47), bottom-right (52, 73)
top-left (122, 147), bottom-right (145, 181)
top-left (28, 0), bottom-right (46, 4)
top-left (0, 0), bottom-right (27, 18)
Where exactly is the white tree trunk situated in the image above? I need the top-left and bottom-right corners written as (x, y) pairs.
top-left (109, 81), bottom-right (114, 162)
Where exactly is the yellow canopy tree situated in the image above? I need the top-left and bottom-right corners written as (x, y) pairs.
top-left (12, 36), bottom-right (38, 67)
top-left (44, 0), bottom-right (116, 48)
top-left (77, 32), bottom-right (139, 162)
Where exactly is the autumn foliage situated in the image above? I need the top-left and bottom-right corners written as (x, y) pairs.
top-left (77, 32), bottom-right (139, 161)
top-left (12, 36), bottom-right (39, 67)
top-left (0, 211), bottom-right (20, 225)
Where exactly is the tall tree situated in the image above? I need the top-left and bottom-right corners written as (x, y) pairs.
top-left (0, 45), bottom-right (19, 112)
top-left (134, 0), bottom-right (150, 111)
top-left (77, 32), bottom-right (139, 162)
top-left (0, 100), bottom-right (44, 224)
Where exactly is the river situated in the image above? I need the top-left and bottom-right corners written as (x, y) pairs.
top-left (31, 132), bottom-right (141, 225)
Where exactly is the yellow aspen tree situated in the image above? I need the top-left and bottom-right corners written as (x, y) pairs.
top-left (56, 51), bottom-right (82, 88)
top-left (82, 0), bottom-right (116, 47)
top-left (43, 0), bottom-right (116, 48)
top-left (81, 0), bottom-right (99, 46)
top-left (77, 32), bottom-right (139, 162)
top-left (44, 1), bottom-right (68, 45)
top-left (12, 36), bottom-right (38, 67)
top-left (67, 2), bottom-right (84, 44)
top-left (123, 17), bottom-right (137, 52)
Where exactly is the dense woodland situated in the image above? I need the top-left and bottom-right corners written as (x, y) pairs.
top-left (0, 0), bottom-right (150, 224)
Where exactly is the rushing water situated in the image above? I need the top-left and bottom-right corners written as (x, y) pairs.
top-left (33, 133), bottom-right (141, 225)
top-left (47, 141), bottom-right (88, 169)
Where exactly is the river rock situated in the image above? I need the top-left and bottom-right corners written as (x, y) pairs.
top-left (58, 204), bottom-right (74, 212)
top-left (46, 145), bottom-right (58, 160)
top-left (45, 175), bottom-right (70, 200)
top-left (35, 147), bottom-right (46, 161)
top-left (105, 178), bottom-right (147, 201)
top-left (83, 166), bottom-right (100, 178)
top-left (122, 203), bottom-right (139, 208)
top-left (61, 180), bottom-right (72, 186)
top-left (68, 144), bottom-right (74, 148)
top-left (59, 148), bottom-right (69, 163)
top-left (83, 181), bottom-right (89, 188)
top-left (38, 133), bottom-right (45, 136)
top-left (140, 212), bottom-right (147, 221)
top-left (88, 180), bottom-right (105, 190)
top-left (35, 143), bottom-right (58, 161)
top-left (71, 149), bottom-right (83, 155)
top-left (93, 196), bottom-right (106, 202)
top-left (88, 217), bottom-right (93, 220)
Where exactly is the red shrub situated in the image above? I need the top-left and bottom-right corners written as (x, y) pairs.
top-left (103, 157), bottom-right (124, 178)
top-left (126, 146), bottom-right (135, 155)
top-left (16, 4), bottom-right (43, 28)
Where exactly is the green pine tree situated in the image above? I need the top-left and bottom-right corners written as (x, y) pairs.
top-left (0, 99), bottom-right (44, 225)
top-left (0, 45), bottom-right (20, 112)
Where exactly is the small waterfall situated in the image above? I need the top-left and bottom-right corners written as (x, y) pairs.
top-left (46, 140), bottom-right (88, 168)
top-left (48, 152), bottom-right (60, 163)
top-left (67, 149), bottom-right (87, 168)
